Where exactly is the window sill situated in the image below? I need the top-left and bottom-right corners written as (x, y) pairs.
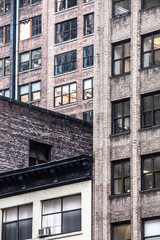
top-left (53, 102), bottom-right (77, 110)
top-left (140, 188), bottom-right (160, 194)
top-left (139, 64), bottom-right (160, 72)
top-left (110, 192), bottom-right (130, 199)
top-left (28, 98), bottom-right (41, 104)
top-left (45, 231), bottom-right (82, 239)
top-left (54, 38), bottom-right (77, 47)
top-left (82, 66), bottom-right (94, 71)
top-left (139, 125), bottom-right (160, 132)
top-left (112, 12), bottom-right (131, 20)
top-left (140, 4), bottom-right (160, 12)
top-left (54, 70), bottom-right (77, 78)
top-left (83, 33), bottom-right (94, 39)
top-left (110, 131), bottom-right (130, 138)
top-left (20, 34), bottom-right (42, 42)
top-left (110, 71), bottom-right (130, 79)
top-left (0, 75), bottom-right (10, 80)
top-left (54, 5), bottom-right (78, 15)
top-left (0, 43), bottom-right (10, 48)
top-left (0, 11), bottom-right (10, 16)
top-left (19, 66), bottom-right (42, 75)
top-left (82, 98), bottom-right (93, 104)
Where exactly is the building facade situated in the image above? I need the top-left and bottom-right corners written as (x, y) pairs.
top-left (94, 0), bottom-right (160, 240)
top-left (0, 0), bottom-right (94, 121)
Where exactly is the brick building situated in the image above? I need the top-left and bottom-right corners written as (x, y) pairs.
top-left (0, 0), bottom-right (94, 121)
top-left (94, 0), bottom-right (160, 240)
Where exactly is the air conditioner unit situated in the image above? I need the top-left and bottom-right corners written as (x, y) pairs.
top-left (38, 227), bottom-right (50, 238)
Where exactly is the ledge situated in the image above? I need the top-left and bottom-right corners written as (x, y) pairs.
top-left (110, 131), bottom-right (130, 138)
top-left (0, 155), bottom-right (92, 198)
top-left (110, 193), bottom-right (130, 199)
top-left (139, 125), bottom-right (160, 132)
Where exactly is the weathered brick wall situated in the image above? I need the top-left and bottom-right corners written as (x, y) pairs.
top-left (0, 97), bottom-right (92, 173)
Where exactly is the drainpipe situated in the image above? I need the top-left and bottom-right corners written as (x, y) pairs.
top-left (15, 0), bottom-right (19, 100)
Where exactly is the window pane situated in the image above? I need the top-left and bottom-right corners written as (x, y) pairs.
top-left (124, 117), bottom-right (130, 131)
top-left (43, 199), bottom-right (61, 214)
top-left (84, 79), bottom-right (91, 90)
top-left (144, 112), bottom-right (152, 127)
top-left (63, 195), bottom-right (81, 211)
top-left (55, 96), bottom-right (61, 106)
top-left (124, 161), bottom-right (130, 176)
top-left (32, 49), bottom-right (41, 68)
top-left (4, 223), bottom-right (17, 240)
top-left (19, 219), bottom-right (32, 240)
top-left (124, 58), bottom-right (130, 72)
top-left (155, 172), bottom-right (160, 188)
top-left (21, 95), bottom-right (29, 102)
top-left (154, 35), bottom-right (160, 49)
top-left (143, 52), bottom-right (152, 68)
top-left (114, 118), bottom-right (123, 133)
top-left (70, 93), bottom-right (76, 103)
top-left (68, 0), bottom-right (77, 8)
top-left (154, 155), bottom-right (160, 171)
top-left (4, 208), bottom-right (17, 222)
top-left (114, 60), bottom-right (122, 75)
top-left (114, 45), bottom-right (122, 60)
top-left (143, 158), bottom-right (152, 173)
top-left (124, 42), bottom-right (130, 57)
top-left (20, 52), bottom-right (29, 62)
top-left (43, 213), bottom-right (61, 234)
top-left (0, 27), bottom-right (3, 45)
top-left (144, 219), bottom-right (160, 237)
top-left (114, 163), bottom-right (122, 178)
top-left (55, 87), bottom-right (61, 97)
top-left (154, 110), bottom-right (160, 125)
top-left (154, 49), bottom-right (160, 65)
top-left (143, 96), bottom-right (152, 111)
top-left (144, 0), bottom-right (160, 8)
top-left (124, 101), bottom-right (130, 116)
top-left (19, 205), bottom-right (32, 220)
top-left (56, 0), bottom-right (65, 12)
top-left (114, 179), bottom-right (122, 194)
top-left (32, 91), bottom-right (40, 101)
top-left (124, 177), bottom-right (130, 193)
top-left (114, 224), bottom-right (131, 240)
top-left (154, 94), bottom-right (160, 109)
top-left (32, 81), bottom-right (41, 92)
top-left (20, 21), bottom-right (30, 41)
top-left (63, 210), bottom-right (81, 233)
top-left (114, 0), bottom-right (130, 17)
top-left (144, 173), bottom-right (153, 190)
top-left (143, 36), bottom-right (152, 52)
top-left (114, 103), bottom-right (122, 118)
top-left (20, 85), bottom-right (29, 95)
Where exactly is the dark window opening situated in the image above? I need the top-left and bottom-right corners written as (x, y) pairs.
top-left (83, 45), bottom-right (94, 68)
top-left (84, 13), bottom-right (94, 36)
top-left (113, 0), bottom-right (130, 18)
top-left (83, 110), bottom-right (93, 122)
top-left (143, 0), bottom-right (160, 9)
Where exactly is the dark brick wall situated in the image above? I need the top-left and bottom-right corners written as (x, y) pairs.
top-left (0, 97), bottom-right (92, 173)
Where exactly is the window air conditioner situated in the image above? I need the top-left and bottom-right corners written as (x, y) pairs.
top-left (38, 227), bottom-right (50, 238)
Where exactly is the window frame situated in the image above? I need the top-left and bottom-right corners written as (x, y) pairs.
top-left (19, 48), bottom-right (41, 72)
top-left (83, 110), bottom-right (93, 123)
top-left (0, 25), bottom-right (10, 45)
top-left (111, 159), bottom-right (130, 195)
top-left (84, 13), bottom-right (94, 36)
top-left (0, 57), bottom-right (10, 78)
top-left (83, 45), bottom-right (94, 68)
top-left (0, 0), bottom-right (10, 14)
top-left (54, 82), bottom-right (77, 107)
top-left (20, 0), bottom-right (41, 8)
top-left (112, 39), bottom-right (130, 76)
top-left (112, 0), bottom-right (131, 18)
top-left (0, 88), bottom-right (9, 97)
top-left (19, 80), bottom-right (41, 103)
top-left (111, 222), bottom-right (131, 240)
top-left (112, 98), bottom-right (130, 135)
top-left (142, 217), bottom-right (160, 240)
top-left (142, 0), bottom-right (160, 9)
top-left (55, 0), bottom-right (77, 12)
top-left (83, 78), bottom-right (93, 100)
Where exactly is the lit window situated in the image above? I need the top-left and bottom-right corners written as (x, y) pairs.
top-left (141, 92), bottom-right (160, 128)
top-left (84, 13), bottom-right (94, 36)
top-left (0, 57), bottom-right (10, 77)
top-left (55, 18), bottom-right (77, 44)
top-left (54, 82), bottom-right (76, 107)
top-left (54, 50), bottom-right (76, 75)
top-left (112, 223), bottom-right (131, 240)
top-left (143, 0), bottom-right (160, 9)
top-left (19, 81), bottom-right (41, 103)
top-left (83, 110), bottom-right (93, 122)
top-left (112, 99), bottom-right (130, 134)
top-left (2, 204), bottom-right (32, 240)
top-left (142, 153), bottom-right (160, 190)
top-left (144, 219), bottom-right (160, 239)
top-left (29, 140), bottom-right (50, 166)
top-left (112, 40), bottom-right (130, 76)
top-left (55, 0), bottom-right (77, 12)
top-left (42, 195), bottom-right (81, 235)
top-left (19, 49), bottom-right (41, 72)
top-left (0, 25), bottom-right (10, 45)
top-left (20, 0), bottom-right (41, 7)
top-left (112, 159), bottom-right (130, 195)
top-left (113, 0), bottom-right (130, 17)
top-left (0, 0), bottom-right (10, 14)
top-left (83, 78), bottom-right (93, 100)
top-left (83, 45), bottom-right (94, 68)
top-left (142, 32), bottom-right (160, 68)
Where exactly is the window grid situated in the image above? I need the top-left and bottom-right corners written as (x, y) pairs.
top-left (55, 0), bottom-right (77, 12)
top-left (19, 81), bottom-right (41, 103)
top-left (83, 45), bottom-right (94, 68)
top-left (32, 15), bottom-right (41, 36)
top-left (113, 0), bottom-right (131, 18)
top-left (0, 88), bottom-right (9, 97)
top-left (20, 0), bottom-right (41, 8)
top-left (84, 13), bottom-right (94, 36)
top-left (83, 110), bottom-right (93, 122)
top-left (19, 48), bottom-right (41, 72)
top-left (0, 57), bottom-right (10, 78)
top-left (83, 78), bottom-right (93, 100)
top-left (0, 0), bottom-right (10, 14)
top-left (0, 25), bottom-right (10, 45)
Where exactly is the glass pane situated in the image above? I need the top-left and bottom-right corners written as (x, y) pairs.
top-left (19, 219), bottom-right (32, 240)
top-left (114, 163), bottom-right (122, 178)
top-left (143, 52), bottom-right (152, 68)
top-left (143, 158), bottom-right (152, 173)
top-left (20, 21), bottom-right (30, 41)
top-left (124, 117), bottom-right (130, 131)
top-left (124, 58), bottom-right (130, 72)
top-left (114, 0), bottom-right (130, 17)
top-left (124, 177), bottom-right (130, 193)
top-left (124, 42), bottom-right (130, 57)
top-left (62, 85), bottom-right (69, 95)
top-left (114, 224), bottom-right (131, 240)
top-left (63, 210), bottom-right (81, 233)
top-left (32, 81), bottom-right (41, 91)
top-left (4, 207), bottom-right (17, 222)
top-left (154, 34), bottom-right (160, 49)
top-left (43, 199), bottom-right (61, 214)
top-left (4, 89), bottom-right (9, 98)
top-left (114, 45), bottom-right (122, 60)
top-left (62, 95), bottom-right (69, 104)
top-left (63, 195), bottom-right (81, 211)
top-left (20, 85), bottom-right (29, 95)
top-left (143, 36), bottom-right (152, 52)
top-left (114, 103), bottom-right (122, 118)
top-left (144, 173), bottom-right (153, 190)
top-left (55, 87), bottom-right (61, 97)
top-left (84, 79), bottom-right (92, 90)
top-left (21, 95), bottom-right (29, 102)
top-left (154, 155), bottom-right (160, 171)
top-left (4, 223), bottom-right (17, 240)
top-left (32, 49), bottom-right (41, 60)
top-left (20, 52), bottom-right (29, 62)
top-left (68, 0), bottom-right (77, 8)
top-left (124, 161), bottom-right (130, 176)
top-left (144, 219), bottom-right (160, 237)
top-left (84, 89), bottom-right (92, 99)
top-left (70, 83), bottom-right (76, 93)
top-left (55, 97), bottom-right (61, 107)
top-left (144, 111), bottom-right (152, 127)
top-left (114, 179), bottom-right (122, 194)
top-left (154, 49), bottom-right (160, 65)
top-left (32, 91), bottom-right (40, 101)
top-left (114, 60), bottom-right (122, 75)
top-left (56, 0), bottom-right (65, 12)
top-left (124, 101), bottom-right (130, 116)
top-left (19, 204), bottom-right (32, 219)
top-left (154, 94), bottom-right (160, 109)
top-left (43, 213), bottom-right (61, 234)
top-left (155, 172), bottom-right (160, 188)
top-left (114, 118), bottom-right (123, 133)
top-left (70, 93), bottom-right (76, 103)
top-left (155, 110), bottom-right (160, 125)
top-left (143, 96), bottom-right (152, 111)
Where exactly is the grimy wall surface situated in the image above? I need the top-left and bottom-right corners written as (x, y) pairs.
top-left (93, 1), bottom-right (160, 240)
top-left (0, 97), bottom-right (92, 173)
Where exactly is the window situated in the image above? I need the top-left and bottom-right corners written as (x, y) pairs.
top-left (142, 32), bottom-right (160, 68)
top-left (83, 78), bottom-right (93, 100)
top-left (54, 82), bottom-right (76, 107)
top-left (112, 99), bottom-right (130, 134)
top-left (113, 0), bottom-right (130, 17)
top-left (84, 13), bottom-right (94, 36)
top-left (112, 40), bottom-right (130, 76)
top-left (55, 0), bottom-right (77, 12)
top-left (142, 153), bottom-right (160, 190)
top-left (83, 45), bottom-right (94, 68)
top-left (42, 195), bottom-right (81, 235)
top-left (19, 81), bottom-right (41, 103)
top-left (0, 57), bottom-right (10, 77)
top-left (112, 159), bottom-right (130, 195)
top-left (142, 0), bottom-right (160, 9)
top-left (112, 223), bottom-right (131, 240)
top-left (0, 88), bottom-right (9, 97)
top-left (55, 18), bottom-right (77, 44)
top-left (83, 110), bottom-right (93, 122)
top-left (2, 204), bottom-right (32, 240)
top-left (19, 48), bottom-right (41, 72)
top-left (20, 16), bottom-right (41, 41)
top-left (0, 25), bottom-right (10, 45)
top-left (29, 140), bottom-right (50, 166)
top-left (143, 219), bottom-right (160, 239)
top-left (0, 0), bottom-right (10, 14)
top-left (54, 50), bottom-right (76, 75)
top-left (141, 92), bottom-right (160, 128)
top-left (20, 0), bottom-right (41, 8)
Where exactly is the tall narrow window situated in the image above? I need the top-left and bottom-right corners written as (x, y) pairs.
top-left (42, 195), bottom-right (81, 235)
top-left (113, 0), bottom-right (130, 17)
top-left (0, 59), bottom-right (2, 77)
top-left (112, 99), bottom-right (130, 134)
top-left (83, 110), bottom-right (93, 122)
top-left (31, 48), bottom-right (41, 69)
top-left (20, 52), bottom-right (29, 72)
top-left (112, 40), bottom-right (130, 76)
top-left (20, 20), bottom-right (30, 41)
top-left (143, 219), bottom-right (160, 239)
top-left (0, 27), bottom-right (3, 45)
top-left (112, 223), bottom-right (131, 240)
top-left (83, 78), bottom-right (93, 100)
top-left (83, 45), bottom-right (94, 68)
top-left (32, 15), bottom-right (41, 36)
top-left (2, 204), bottom-right (32, 240)
top-left (84, 13), bottom-right (94, 36)
top-left (5, 25), bottom-right (10, 44)
top-left (0, 0), bottom-right (10, 13)
top-left (112, 159), bottom-right (130, 195)
top-left (4, 57), bottom-right (10, 76)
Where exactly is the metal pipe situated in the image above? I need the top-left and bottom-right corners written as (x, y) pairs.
top-left (15, 0), bottom-right (19, 100)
